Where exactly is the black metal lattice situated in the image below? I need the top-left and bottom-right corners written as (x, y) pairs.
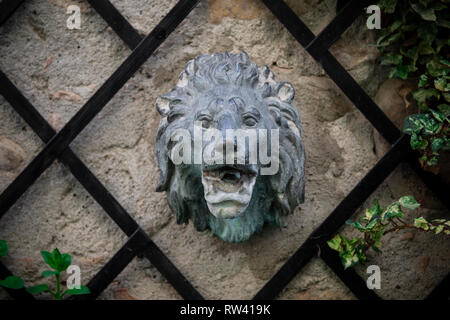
top-left (0, 0), bottom-right (448, 300)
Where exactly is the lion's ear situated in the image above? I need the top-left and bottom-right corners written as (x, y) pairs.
top-left (156, 96), bottom-right (171, 117)
top-left (276, 82), bottom-right (295, 104)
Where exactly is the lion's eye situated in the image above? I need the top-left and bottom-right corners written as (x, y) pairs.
top-left (197, 115), bottom-right (212, 128)
top-left (243, 115), bottom-right (258, 127)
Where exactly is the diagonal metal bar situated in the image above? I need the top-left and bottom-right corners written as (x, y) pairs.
top-left (0, 70), bottom-right (138, 236)
top-left (0, 0), bottom-right (26, 26)
top-left (305, 0), bottom-right (371, 55)
top-left (0, 261), bottom-right (35, 300)
top-left (426, 272), bottom-right (450, 300)
top-left (320, 244), bottom-right (380, 300)
top-left (0, 0), bottom-right (200, 218)
top-left (253, 135), bottom-right (410, 299)
top-left (73, 228), bottom-right (146, 300)
top-left (86, 0), bottom-right (142, 50)
top-left (261, 0), bottom-right (400, 145)
top-left (0, 70), bottom-right (203, 300)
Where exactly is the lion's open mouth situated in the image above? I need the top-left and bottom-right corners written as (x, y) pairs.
top-left (201, 164), bottom-right (257, 219)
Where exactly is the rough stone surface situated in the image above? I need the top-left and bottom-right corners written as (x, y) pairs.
top-left (0, 0), bottom-right (448, 300)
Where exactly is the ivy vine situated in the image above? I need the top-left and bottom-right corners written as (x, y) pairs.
top-left (328, 196), bottom-right (450, 269)
top-left (376, 0), bottom-right (450, 167)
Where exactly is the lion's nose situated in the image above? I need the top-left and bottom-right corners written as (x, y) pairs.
top-left (217, 113), bottom-right (234, 131)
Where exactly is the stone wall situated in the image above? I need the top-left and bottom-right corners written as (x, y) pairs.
top-left (0, 0), bottom-right (448, 300)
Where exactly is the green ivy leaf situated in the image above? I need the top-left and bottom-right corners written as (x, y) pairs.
top-left (437, 17), bottom-right (450, 28)
top-left (26, 284), bottom-right (49, 294)
top-left (431, 109), bottom-right (446, 122)
top-left (327, 235), bottom-right (343, 252)
top-left (437, 104), bottom-right (450, 117)
top-left (65, 286), bottom-right (90, 296)
top-left (341, 254), bottom-right (359, 270)
top-left (398, 196), bottom-right (421, 210)
top-left (383, 203), bottom-right (403, 219)
top-left (426, 155), bottom-right (439, 166)
top-left (413, 88), bottom-right (440, 105)
top-left (0, 240), bottom-right (7, 257)
top-left (389, 64), bottom-right (409, 79)
top-left (418, 41), bottom-right (435, 55)
top-left (421, 116), bottom-right (442, 135)
top-left (414, 217), bottom-right (430, 230)
top-left (379, 0), bottom-right (398, 13)
top-left (346, 220), bottom-right (366, 231)
top-left (432, 137), bottom-right (445, 153)
top-left (0, 276), bottom-right (24, 289)
top-left (381, 53), bottom-right (403, 65)
top-left (403, 115), bottom-right (423, 135)
top-left (435, 225), bottom-right (444, 234)
top-left (411, 3), bottom-right (437, 21)
top-left (435, 77), bottom-right (449, 92)
top-left (418, 22), bottom-right (438, 43)
top-left (401, 24), bottom-right (417, 32)
top-left (365, 199), bottom-right (382, 221)
top-left (411, 132), bottom-right (428, 149)
top-left (390, 20), bottom-right (402, 32)
top-left (418, 74), bottom-right (429, 88)
top-left (420, 0), bottom-right (435, 6)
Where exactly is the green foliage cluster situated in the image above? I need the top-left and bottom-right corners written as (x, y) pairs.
top-left (0, 241), bottom-right (90, 300)
top-left (327, 196), bottom-right (450, 269)
top-left (377, 0), bottom-right (450, 166)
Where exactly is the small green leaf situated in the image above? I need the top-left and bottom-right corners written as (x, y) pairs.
top-left (0, 240), bottom-right (7, 257)
top-left (414, 217), bottom-right (430, 230)
top-left (42, 270), bottom-right (59, 278)
top-left (418, 22), bottom-right (438, 43)
top-left (379, 0), bottom-right (397, 13)
top-left (411, 3), bottom-right (437, 21)
top-left (389, 64), bottom-right (409, 79)
top-left (0, 276), bottom-right (24, 289)
top-left (399, 196), bottom-right (421, 210)
top-left (383, 203), bottom-right (403, 219)
top-left (365, 199), bottom-right (382, 221)
top-left (58, 254), bottom-right (71, 272)
top-left (26, 284), bottom-right (49, 294)
top-left (65, 286), bottom-right (90, 296)
top-left (346, 220), bottom-right (366, 231)
top-left (426, 155), bottom-right (439, 166)
top-left (431, 138), bottom-right (444, 153)
top-left (435, 78), bottom-right (449, 92)
top-left (431, 109), bottom-right (446, 122)
top-left (381, 53), bottom-right (403, 66)
top-left (435, 225), bottom-right (444, 234)
top-left (437, 104), bottom-right (450, 117)
top-left (403, 114), bottom-right (425, 134)
top-left (41, 251), bottom-right (57, 270)
top-left (410, 132), bottom-right (428, 150)
top-left (418, 74), bottom-right (428, 88)
top-left (327, 235), bottom-right (343, 252)
top-left (413, 88), bottom-right (440, 105)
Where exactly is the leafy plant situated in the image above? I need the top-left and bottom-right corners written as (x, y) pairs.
top-left (0, 242), bottom-right (90, 299)
top-left (327, 196), bottom-right (450, 269)
top-left (376, 0), bottom-right (450, 168)
top-left (0, 240), bottom-right (24, 290)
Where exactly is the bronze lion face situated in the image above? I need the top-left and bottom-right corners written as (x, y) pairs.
top-left (155, 52), bottom-right (305, 242)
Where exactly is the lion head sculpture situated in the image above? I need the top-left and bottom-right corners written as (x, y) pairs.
top-left (155, 52), bottom-right (305, 242)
